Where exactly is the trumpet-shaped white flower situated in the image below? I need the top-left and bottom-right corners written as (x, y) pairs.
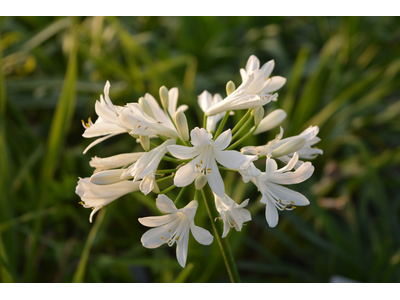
top-left (121, 139), bottom-right (176, 195)
top-left (138, 194), bottom-right (213, 267)
top-left (90, 152), bottom-right (145, 173)
top-left (251, 153), bottom-right (314, 228)
top-left (214, 193), bottom-right (251, 238)
top-left (241, 126), bottom-right (285, 157)
top-left (116, 103), bottom-right (179, 139)
top-left (205, 55), bottom-right (286, 116)
top-left (168, 127), bottom-right (246, 197)
top-left (143, 88), bottom-right (189, 131)
top-left (198, 91), bottom-right (225, 132)
top-left (76, 177), bottom-right (140, 223)
top-left (82, 81), bottom-right (127, 154)
top-left (274, 126), bottom-right (323, 169)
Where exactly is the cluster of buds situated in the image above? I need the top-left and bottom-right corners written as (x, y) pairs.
top-left (76, 55), bottom-right (323, 267)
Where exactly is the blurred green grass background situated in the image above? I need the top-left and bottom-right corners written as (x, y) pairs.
top-left (1, 16), bottom-right (400, 283)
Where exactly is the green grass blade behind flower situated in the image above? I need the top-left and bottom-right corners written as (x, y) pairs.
top-left (0, 30), bottom-right (15, 283)
top-left (24, 19), bottom-right (78, 282)
top-left (173, 263), bottom-right (194, 283)
top-left (72, 208), bottom-right (107, 283)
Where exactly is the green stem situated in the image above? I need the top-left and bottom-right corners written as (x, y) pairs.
top-left (203, 113), bottom-right (207, 130)
top-left (162, 155), bottom-right (181, 163)
top-left (232, 114), bottom-right (254, 141)
top-left (156, 174), bottom-right (174, 183)
top-left (158, 185), bottom-right (176, 194)
top-left (231, 109), bottom-right (252, 135)
top-left (156, 168), bottom-right (178, 174)
top-left (218, 166), bottom-right (238, 172)
top-left (213, 111), bottom-right (230, 140)
top-left (227, 126), bottom-right (258, 150)
top-left (201, 188), bottom-right (241, 283)
top-left (174, 186), bottom-right (186, 204)
top-left (157, 134), bottom-right (168, 142)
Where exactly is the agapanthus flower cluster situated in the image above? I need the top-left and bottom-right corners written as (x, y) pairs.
top-left (76, 55), bottom-right (323, 268)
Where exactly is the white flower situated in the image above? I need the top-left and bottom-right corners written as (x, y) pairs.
top-left (116, 103), bottom-right (179, 139)
top-left (205, 55), bottom-right (286, 116)
top-left (251, 153), bottom-right (314, 228)
top-left (241, 126), bottom-right (285, 156)
top-left (214, 193), bottom-right (251, 238)
top-left (237, 155), bottom-right (261, 183)
top-left (138, 194), bottom-right (213, 268)
top-left (275, 126), bottom-right (323, 169)
top-left (198, 91), bottom-right (225, 132)
top-left (82, 81), bottom-right (127, 154)
top-left (168, 127), bottom-right (246, 197)
top-left (143, 88), bottom-right (188, 132)
top-left (90, 152), bottom-right (146, 173)
top-left (121, 139), bottom-right (176, 195)
top-left (76, 177), bottom-right (140, 223)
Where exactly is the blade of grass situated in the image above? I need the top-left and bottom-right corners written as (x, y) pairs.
top-left (25, 17), bottom-right (78, 282)
top-left (72, 208), bottom-right (106, 283)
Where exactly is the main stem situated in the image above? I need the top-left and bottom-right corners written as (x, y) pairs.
top-left (201, 188), bottom-right (241, 283)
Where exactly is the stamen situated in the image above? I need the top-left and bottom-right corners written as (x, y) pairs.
top-left (78, 201), bottom-right (83, 205)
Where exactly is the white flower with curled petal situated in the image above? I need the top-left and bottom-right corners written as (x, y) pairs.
top-left (205, 55), bottom-right (286, 116)
top-left (274, 126), bottom-right (323, 169)
top-left (81, 81), bottom-right (127, 154)
top-left (214, 193), bottom-right (251, 238)
top-left (116, 103), bottom-right (179, 139)
top-left (138, 194), bottom-right (213, 268)
top-left (121, 139), bottom-right (176, 195)
top-left (198, 91), bottom-right (225, 132)
top-left (251, 153), bottom-right (314, 228)
top-left (168, 127), bottom-right (246, 197)
top-left (76, 177), bottom-right (140, 223)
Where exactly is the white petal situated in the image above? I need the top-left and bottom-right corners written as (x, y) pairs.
top-left (260, 59), bottom-right (275, 78)
top-left (138, 214), bottom-right (177, 227)
top-left (140, 225), bottom-right (171, 249)
top-left (214, 150), bottom-right (246, 170)
top-left (140, 175), bottom-right (155, 195)
top-left (265, 201), bottom-right (279, 228)
top-left (176, 104), bottom-right (188, 112)
top-left (83, 122), bottom-right (126, 138)
top-left (174, 159), bottom-right (200, 187)
top-left (168, 87), bottom-right (179, 116)
top-left (265, 76), bottom-right (286, 93)
top-left (207, 159), bottom-right (225, 198)
top-left (168, 145), bottom-right (201, 160)
top-left (90, 169), bottom-right (126, 184)
top-left (176, 227), bottom-right (190, 268)
top-left (190, 127), bottom-right (210, 147)
top-left (265, 157), bottom-right (278, 178)
top-left (240, 68), bottom-right (248, 82)
top-left (190, 222), bottom-right (213, 245)
top-left (212, 129), bottom-right (232, 151)
top-left (276, 152), bottom-right (299, 173)
top-left (268, 162), bottom-right (314, 184)
top-left (266, 182), bottom-right (310, 206)
top-left (245, 55), bottom-right (260, 74)
top-left (198, 90), bottom-right (212, 112)
top-left (156, 194), bottom-right (179, 214)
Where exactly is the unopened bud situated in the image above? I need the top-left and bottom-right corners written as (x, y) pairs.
top-left (139, 97), bottom-right (154, 118)
top-left (253, 109), bottom-right (287, 135)
top-left (226, 81), bottom-right (236, 96)
top-left (173, 110), bottom-right (189, 141)
top-left (195, 174), bottom-right (208, 190)
top-left (253, 107), bottom-right (264, 126)
top-left (139, 135), bottom-right (150, 151)
top-left (271, 137), bottom-right (306, 158)
top-left (159, 86), bottom-right (169, 111)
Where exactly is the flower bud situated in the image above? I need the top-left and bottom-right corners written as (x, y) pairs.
top-left (271, 137), bottom-right (306, 158)
top-left (138, 97), bottom-right (154, 118)
top-left (159, 86), bottom-right (169, 111)
top-left (139, 135), bottom-right (150, 151)
top-left (195, 174), bottom-right (208, 190)
top-left (253, 109), bottom-right (287, 135)
top-left (226, 80), bottom-right (236, 96)
top-left (173, 110), bottom-right (189, 141)
top-left (253, 107), bottom-right (264, 126)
